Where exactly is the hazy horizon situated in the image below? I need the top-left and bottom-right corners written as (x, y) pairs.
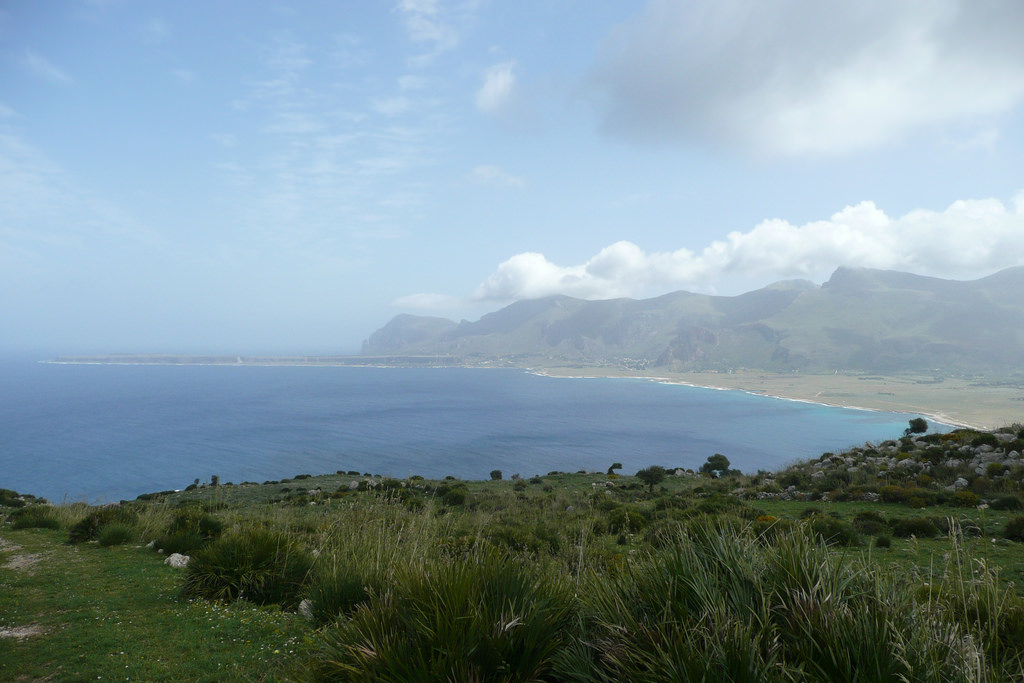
top-left (4, 1), bottom-right (1024, 355)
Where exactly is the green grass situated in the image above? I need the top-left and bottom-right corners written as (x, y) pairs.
top-left (4, 458), bottom-right (1024, 681)
top-left (0, 527), bottom-right (305, 681)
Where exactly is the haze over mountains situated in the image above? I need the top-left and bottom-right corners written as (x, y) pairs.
top-left (363, 267), bottom-right (1024, 376)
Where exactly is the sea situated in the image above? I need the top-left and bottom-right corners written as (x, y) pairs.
top-left (0, 357), bottom-right (934, 504)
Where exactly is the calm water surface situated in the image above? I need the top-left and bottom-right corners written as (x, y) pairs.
top-left (0, 358), bottom-right (928, 503)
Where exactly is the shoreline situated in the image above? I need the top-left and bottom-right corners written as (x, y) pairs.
top-left (527, 367), bottom-right (1017, 431)
top-left (39, 356), bottom-right (1021, 430)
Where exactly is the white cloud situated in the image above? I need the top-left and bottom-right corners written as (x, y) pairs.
top-left (22, 50), bottom-right (71, 84)
top-left (468, 164), bottom-right (524, 188)
top-left (469, 192), bottom-right (1024, 302)
top-left (475, 60), bottom-right (516, 113)
top-left (590, 0), bottom-right (1024, 157)
top-left (398, 74), bottom-right (429, 90)
top-left (373, 96), bottom-right (411, 117)
top-left (392, 292), bottom-right (463, 310)
top-left (394, 0), bottom-right (459, 64)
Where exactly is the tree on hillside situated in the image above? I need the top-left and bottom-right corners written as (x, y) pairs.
top-left (490, 469), bottom-right (503, 481)
top-left (636, 466), bottom-right (667, 492)
top-left (904, 418), bottom-right (928, 436)
top-left (701, 454), bottom-right (731, 478)
top-left (607, 462), bottom-right (623, 476)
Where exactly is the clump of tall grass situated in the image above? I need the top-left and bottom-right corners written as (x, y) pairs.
top-left (182, 529), bottom-right (313, 607)
top-left (8, 505), bottom-right (61, 530)
top-left (311, 550), bottom-right (574, 681)
top-left (153, 506), bottom-right (224, 555)
top-left (68, 505), bottom-right (138, 543)
top-left (564, 521), bottom-right (982, 682)
top-left (97, 522), bottom-right (134, 546)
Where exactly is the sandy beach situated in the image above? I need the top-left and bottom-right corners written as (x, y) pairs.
top-left (532, 368), bottom-right (1024, 431)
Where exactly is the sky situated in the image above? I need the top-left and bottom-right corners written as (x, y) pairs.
top-left (2, 0), bottom-right (1023, 355)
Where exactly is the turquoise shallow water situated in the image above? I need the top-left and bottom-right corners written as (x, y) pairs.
top-left (0, 358), bottom-right (930, 503)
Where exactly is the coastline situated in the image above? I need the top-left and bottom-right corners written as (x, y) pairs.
top-left (41, 355), bottom-right (1021, 431)
top-left (528, 367), bottom-right (1021, 431)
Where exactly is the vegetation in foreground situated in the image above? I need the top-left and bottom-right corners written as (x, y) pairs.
top-left (4, 422), bottom-right (1024, 681)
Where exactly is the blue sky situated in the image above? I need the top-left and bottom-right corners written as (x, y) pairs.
top-left (2, 0), bottom-right (1023, 355)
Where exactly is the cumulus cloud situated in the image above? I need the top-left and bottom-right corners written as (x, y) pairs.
top-left (470, 192), bottom-right (1024, 302)
top-left (468, 164), bottom-right (524, 188)
top-left (589, 0), bottom-right (1024, 156)
top-left (475, 60), bottom-right (516, 113)
top-left (372, 96), bottom-right (411, 116)
top-left (394, 0), bottom-right (460, 64)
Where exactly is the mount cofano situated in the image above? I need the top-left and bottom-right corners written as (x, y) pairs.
top-left (363, 267), bottom-right (1024, 376)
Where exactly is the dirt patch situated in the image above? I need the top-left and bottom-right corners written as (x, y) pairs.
top-left (0, 623), bottom-right (46, 640)
top-left (0, 537), bottom-right (22, 552)
top-left (4, 553), bottom-right (42, 570)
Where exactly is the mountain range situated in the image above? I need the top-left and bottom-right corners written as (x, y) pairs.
top-left (362, 267), bottom-right (1024, 375)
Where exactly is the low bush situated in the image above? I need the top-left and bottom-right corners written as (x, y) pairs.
top-left (951, 490), bottom-right (980, 507)
top-left (311, 551), bottom-right (574, 681)
top-left (68, 506), bottom-right (138, 544)
top-left (305, 561), bottom-right (376, 626)
top-left (991, 495), bottom-right (1023, 511)
top-left (892, 517), bottom-right (940, 538)
top-left (157, 531), bottom-right (205, 555)
top-left (1005, 515), bottom-right (1024, 543)
top-left (806, 515), bottom-right (859, 546)
top-left (8, 505), bottom-right (60, 530)
top-left (182, 529), bottom-right (313, 607)
top-left (98, 523), bottom-right (134, 547)
top-left (853, 510), bottom-right (888, 535)
top-left (874, 534), bottom-right (892, 548)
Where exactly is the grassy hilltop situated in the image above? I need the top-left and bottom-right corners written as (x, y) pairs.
top-left (4, 422), bottom-right (1024, 681)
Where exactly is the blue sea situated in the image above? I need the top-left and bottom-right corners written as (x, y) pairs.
top-left (0, 357), bottom-right (929, 503)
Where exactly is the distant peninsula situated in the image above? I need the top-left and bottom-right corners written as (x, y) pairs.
top-left (48, 266), bottom-right (1024, 429)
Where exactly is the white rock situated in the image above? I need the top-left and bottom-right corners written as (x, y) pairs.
top-left (165, 553), bottom-right (190, 569)
top-left (299, 599), bottom-right (314, 620)
top-left (349, 480), bottom-right (359, 490)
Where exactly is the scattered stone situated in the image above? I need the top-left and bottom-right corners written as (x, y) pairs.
top-left (0, 624), bottom-right (46, 641)
top-left (165, 553), bottom-right (190, 569)
top-left (3, 553), bottom-right (41, 570)
top-left (565, 505), bottom-right (574, 512)
top-left (953, 477), bottom-right (969, 489)
top-left (349, 480), bottom-right (359, 490)
top-left (299, 599), bottom-right (314, 620)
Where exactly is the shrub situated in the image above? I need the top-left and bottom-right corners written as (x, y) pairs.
top-left (311, 552), bottom-right (574, 681)
top-left (1005, 516), bottom-right (1024, 542)
top-left (69, 506), bottom-right (138, 544)
top-left (807, 515), bottom-right (859, 546)
top-left (853, 510), bottom-right (888, 536)
top-left (892, 517), bottom-right (940, 538)
top-left (0, 488), bottom-right (28, 508)
top-left (306, 562), bottom-right (376, 626)
top-left (874, 534), bottom-right (892, 548)
top-left (157, 531), bottom-right (205, 555)
top-left (512, 479), bottom-right (527, 492)
top-left (489, 469), bottom-right (502, 480)
top-left (98, 523), bottom-right (133, 547)
top-left (951, 490), bottom-right (980, 507)
top-left (182, 529), bottom-right (313, 607)
top-left (986, 463), bottom-right (1007, 479)
top-left (991, 496), bottom-right (1023, 511)
top-left (9, 505), bottom-right (60, 530)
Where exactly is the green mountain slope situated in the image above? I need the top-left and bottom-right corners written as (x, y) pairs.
top-left (362, 267), bottom-right (1024, 374)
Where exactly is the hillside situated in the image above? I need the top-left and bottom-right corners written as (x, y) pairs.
top-left (4, 422), bottom-right (1024, 680)
top-left (363, 266), bottom-right (1024, 375)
